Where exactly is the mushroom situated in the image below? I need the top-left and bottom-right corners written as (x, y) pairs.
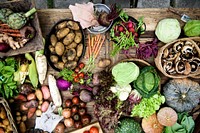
top-left (163, 61), bottom-right (173, 72)
top-left (64, 61), bottom-right (77, 70)
top-left (168, 67), bottom-right (176, 74)
top-left (163, 48), bottom-right (169, 58)
top-left (183, 62), bottom-right (191, 75)
top-left (185, 41), bottom-right (194, 46)
top-left (189, 61), bottom-right (198, 73)
top-left (67, 48), bottom-right (76, 61)
top-left (181, 52), bottom-right (194, 61)
top-left (167, 53), bottom-right (179, 61)
top-left (174, 52), bottom-right (181, 63)
top-left (175, 61), bottom-right (185, 74)
top-left (193, 57), bottom-right (200, 67)
top-left (173, 41), bottom-right (183, 53)
top-left (181, 45), bottom-right (193, 54)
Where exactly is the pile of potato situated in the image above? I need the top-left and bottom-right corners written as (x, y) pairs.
top-left (0, 105), bottom-right (13, 132)
top-left (48, 20), bottom-right (84, 70)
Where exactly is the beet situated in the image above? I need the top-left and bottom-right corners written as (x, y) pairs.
top-left (0, 43), bottom-right (10, 52)
top-left (98, 12), bottom-right (111, 27)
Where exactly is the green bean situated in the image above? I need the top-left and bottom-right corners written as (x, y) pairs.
top-left (25, 53), bottom-right (38, 88)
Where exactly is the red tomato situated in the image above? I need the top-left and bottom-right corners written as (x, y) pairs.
top-left (72, 96), bottom-right (80, 105)
top-left (72, 73), bottom-right (78, 78)
top-left (89, 126), bottom-right (99, 133)
top-left (74, 77), bottom-right (80, 83)
top-left (78, 62), bottom-right (85, 69)
top-left (83, 131), bottom-right (90, 133)
top-left (78, 72), bottom-right (84, 79)
top-left (74, 67), bottom-right (80, 73)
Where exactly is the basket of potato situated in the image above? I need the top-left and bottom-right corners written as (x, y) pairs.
top-left (0, 97), bottom-right (18, 132)
top-left (45, 19), bottom-right (85, 71)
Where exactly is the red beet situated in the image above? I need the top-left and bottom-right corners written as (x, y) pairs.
top-left (0, 43), bottom-right (10, 52)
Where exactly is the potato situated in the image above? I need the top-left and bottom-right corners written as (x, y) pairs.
top-left (56, 61), bottom-right (65, 70)
top-left (67, 21), bottom-right (80, 30)
top-left (35, 109), bottom-right (42, 116)
top-left (98, 58), bottom-right (111, 68)
top-left (56, 28), bottom-right (70, 40)
top-left (66, 42), bottom-right (77, 49)
top-left (63, 32), bottom-right (75, 45)
top-left (35, 89), bottom-right (43, 101)
top-left (55, 42), bottom-right (65, 56)
top-left (67, 49), bottom-right (76, 61)
top-left (50, 34), bottom-right (57, 46)
top-left (2, 119), bottom-right (9, 126)
top-left (0, 107), bottom-right (6, 119)
top-left (41, 101), bottom-right (49, 112)
top-left (39, 100), bottom-right (43, 105)
top-left (56, 21), bottom-right (67, 29)
top-left (49, 45), bottom-right (55, 54)
top-left (41, 85), bottom-right (50, 100)
top-left (21, 115), bottom-right (27, 122)
top-left (74, 30), bottom-right (82, 43)
top-left (27, 108), bottom-right (36, 119)
top-left (76, 43), bottom-right (83, 57)
top-left (19, 122), bottom-right (26, 133)
top-left (27, 93), bottom-right (36, 101)
top-left (16, 116), bottom-right (21, 122)
top-left (65, 61), bottom-right (77, 70)
top-left (50, 55), bottom-right (59, 63)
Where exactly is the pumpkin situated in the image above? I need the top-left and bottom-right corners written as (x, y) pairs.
top-left (142, 114), bottom-right (164, 133)
top-left (163, 78), bottom-right (200, 113)
top-left (157, 107), bottom-right (178, 126)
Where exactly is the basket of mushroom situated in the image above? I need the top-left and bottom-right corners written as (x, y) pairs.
top-left (155, 37), bottom-right (200, 78)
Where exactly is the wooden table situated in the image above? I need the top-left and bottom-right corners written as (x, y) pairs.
top-left (36, 8), bottom-right (200, 133)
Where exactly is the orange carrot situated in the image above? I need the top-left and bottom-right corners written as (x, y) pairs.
top-left (88, 34), bottom-right (91, 58)
top-left (94, 35), bottom-right (105, 58)
top-left (3, 32), bottom-right (22, 37)
top-left (93, 35), bottom-right (102, 54)
top-left (0, 28), bottom-right (20, 33)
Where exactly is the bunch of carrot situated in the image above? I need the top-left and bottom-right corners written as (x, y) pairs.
top-left (0, 23), bottom-right (22, 37)
top-left (86, 34), bottom-right (106, 59)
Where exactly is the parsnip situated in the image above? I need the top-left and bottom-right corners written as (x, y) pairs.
top-left (35, 50), bottom-right (47, 85)
top-left (48, 75), bottom-right (62, 107)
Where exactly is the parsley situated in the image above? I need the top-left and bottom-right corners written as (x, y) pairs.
top-left (59, 68), bottom-right (74, 82)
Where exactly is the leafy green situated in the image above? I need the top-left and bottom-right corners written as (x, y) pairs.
top-left (115, 117), bottom-right (142, 133)
top-left (184, 20), bottom-right (200, 37)
top-left (0, 57), bottom-right (18, 99)
top-left (59, 68), bottom-right (74, 82)
top-left (133, 66), bottom-right (160, 98)
top-left (112, 62), bottom-right (139, 86)
top-left (131, 93), bottom-right (165, 118)
top-left (164, 112), bottom-right (195, 133)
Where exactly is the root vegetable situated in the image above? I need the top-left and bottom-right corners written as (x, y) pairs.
top-left (67, 21), bottom-right (80, 30)
top-left (64, 118), bottom-right (74, 128)
top-left (27, 93), bottom-right (36, 101)
top-left (24, 100), bottom-right (38, 108)
top-left (16, 116), bottom-right (22, 122)
top-left (74, 30), bottom-right (82, 43)
top-left (35, 109), bottom-right (42, 116)
top-left (0, 107), bottom-right (6, 119)
top-left (41, 85), bottom-right (51, 100)
top-left (62, 108), bottom-right (71, 119)
top-left (54, 122), bottom-right (65, 133)
top-left (56, 28), bottom-right (70, 40)
top-left (20, 103), bottom-right (28, 111)
top-left (19, 83), bottom-right (34, 95)
top-left (41, 101), bottom-right (49, 112)
top-left (0, 42), bottom-right (10, 52)
top-left (21, 115), bottom-right (27, 122)
top-left (27, 108), bottom-right (36, 119)
top-left (50, 34), bottom-right (57, 46)
top-left (35, 89), bottom-right (43, 101)
top-left (2, 119), bottom-right (9, 126)
top-left (14, 94), bottom-right (27, 101)
top-left (63, 32), bottom-right (75, 45)
top-left (55, 42), bottom-right (65, 56)
top-left (76, 43), bottom-right (83, 57)
top-left (56, 21), bottom-right (67, 29)
top-left (39, 100), bottom-right (43, 105)
top-left (19, 122), bottom-right (26, 133)
top-left (98, 58), bottom-right (111, 68)
top-left (80, 90), bottom-right (92, 102)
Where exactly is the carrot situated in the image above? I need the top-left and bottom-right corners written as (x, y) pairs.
top-left (87, 34), bottom-right (91, 58)
top-left (94, 35), bottom-right (105, 59)
top-left (0, 23), bottom-right (9, 28)
top-left (93, 35), bottom-right (102, 55)
top-left (3, 32), bottom-right (22, 37)
top-left (0, 28), bottom-right (20, 33)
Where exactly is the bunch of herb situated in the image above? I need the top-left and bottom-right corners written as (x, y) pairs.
top-left (0, 57), bottom-right (18, 99)
top-left (110, 10), bottom-right (144, 56)
top-left (59, 68), bottom-right (74, 82)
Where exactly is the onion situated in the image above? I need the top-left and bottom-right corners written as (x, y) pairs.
top-left (56, 78), bottom-right (71, 91)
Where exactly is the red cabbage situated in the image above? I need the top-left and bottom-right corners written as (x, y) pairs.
top-left (56, 78), bottom-right (71, 91)
top-left (136, 38), bottom-right (158, 59)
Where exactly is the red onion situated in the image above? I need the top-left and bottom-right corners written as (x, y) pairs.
top-left (56, 78), bottom-right (71, 91)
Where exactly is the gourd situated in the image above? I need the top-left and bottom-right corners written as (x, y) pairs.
top-left (184, 20), bottom-right (200, 37)
top-left (142, 113), bottom-right (164, 133)
top-left (163, 78), bottom-right (200, 112)
top-left (157, 107), bottom-right (177, 126)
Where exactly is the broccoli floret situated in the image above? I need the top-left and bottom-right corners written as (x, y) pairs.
top-left (115, 117), bottom-right (142, 133)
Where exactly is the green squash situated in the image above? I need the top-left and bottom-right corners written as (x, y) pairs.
top-left (163, 78), bottom-right (200, 112)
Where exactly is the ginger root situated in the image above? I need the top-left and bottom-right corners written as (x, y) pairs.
top-left (0, 33), bottom-right (29, 50)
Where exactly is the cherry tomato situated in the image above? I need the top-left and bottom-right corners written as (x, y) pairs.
top-left (72, 73), bottom-right (78, 78)
top-left (74, 77), bottom-right (80, 83)
top-left (74, 67), bottom-right (80, 73)
top-left (65, 99), bottom-right (72, 107)
top-left (78, 62), bottom-right (85, 69)
top-left (83, 131), bottom-right (90, 133)
top-left (72, 96), bottom-right (80, 105)
top-left (89, 126), bottom-right (99, 133)
top-left (78, 72), bottom-right (84, 79)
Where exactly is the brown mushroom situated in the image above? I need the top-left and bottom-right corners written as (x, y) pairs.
top-left (181, 45), bottom-right (193, 55)
top-left (193, 57), bottom-right (200, 67)
top-left (175, 61), bottom-right (185, 74)
top-left (181, 52), bottom-right (194, 61)
top-left (184, 62), bottom-right (191, 75)
top-left (173, 41), bottom-right (183, 53)
top-left (162, 49), bottom-right (169, 58)
top-left (163, 61), bottom-right (173, 72)
top-left (189, 61), bottom-right (198, 73)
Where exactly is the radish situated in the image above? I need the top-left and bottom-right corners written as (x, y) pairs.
top-left (128, 22), bottom-right (133, 28)
top-left (129, 28), bottom-right (135, 33)
top-left (118, 26), bottom-right (124, 32)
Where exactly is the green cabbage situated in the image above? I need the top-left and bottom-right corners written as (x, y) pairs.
top-left (155, 18), bottom-right (181, 43)
top-left (112, 62), bottom-right (139, 86)
top-left (184, 20), bottom-right (200, 37)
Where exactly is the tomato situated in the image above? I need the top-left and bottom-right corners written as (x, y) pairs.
top-left (65, 99), bottom-right (72, 107)
top-left (72, 96), bottom-right (80, 105)
top-left (83, 131), bottom-right (90, 133)
top-left (89, 126), bottom-right (99, 133)
top-left (72, 73), bottom-right (78, 78)
top-left (78, 62), bottom-right (85, 69)
top-left (78, 72), bottom-right (84, 79)
top-left (74, 67), bottom-right (80, 73)
top-left (74, 77), bottom-right (80, 83)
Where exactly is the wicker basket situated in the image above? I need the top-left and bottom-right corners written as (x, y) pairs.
top-left (155, 38), bottom-right (200, 79)
top-left (0, 97), bottom-right (18, 133)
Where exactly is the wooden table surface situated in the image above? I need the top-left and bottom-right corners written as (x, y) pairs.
top-left (36, 8), bottom-right (200, 133)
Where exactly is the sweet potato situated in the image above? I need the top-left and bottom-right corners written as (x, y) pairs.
top-left (41, 101), bottom-right (49, 112)
top-left (14, 94), bottom-right (27, 101)
top-left (41, 85), bottom-right (51, 100)
top-left (27, 93), bottom-right (36, 101)
top-left (63, 32), bottom-right (75, 45)
top-left (27, 108), bottom-right (36, 119)
top-left (35, 89), bottom-right (43, 101)
top-left (24, 100), bottom-right (38, 108)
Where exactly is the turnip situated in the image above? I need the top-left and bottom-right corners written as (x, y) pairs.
top-left (79, 90), bottom-right (92, 102)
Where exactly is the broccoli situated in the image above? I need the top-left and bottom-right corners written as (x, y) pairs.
top-left (115, 117), bottom-right (142, 133)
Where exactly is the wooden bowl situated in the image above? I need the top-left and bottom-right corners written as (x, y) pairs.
top-left (155, 38), bottom-right (200, 78)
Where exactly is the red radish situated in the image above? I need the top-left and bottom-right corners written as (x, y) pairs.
top-left (129, 28), bottom-right (135, 33)
top-left (128, 22), bottom-right (133, 28)
top-left (134, 32), bottom-right (138, 37)
top-left (118, 26), bottom-right (124, 32)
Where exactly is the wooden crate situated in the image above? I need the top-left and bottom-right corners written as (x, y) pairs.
top-left (0, 0), bottom-right (43, 57)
